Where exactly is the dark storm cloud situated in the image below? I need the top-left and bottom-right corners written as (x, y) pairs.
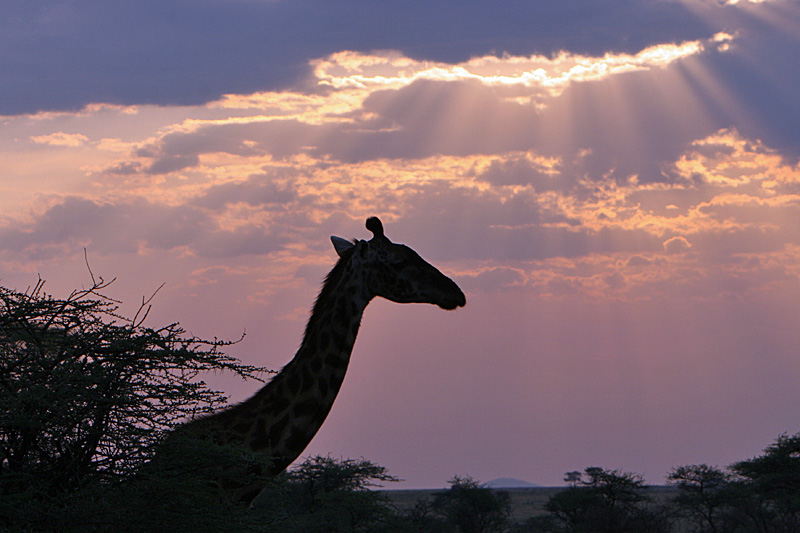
top-left (1, 0), bottom-right (712, 115)
top-left (703, 28), bottom-right (800, 162)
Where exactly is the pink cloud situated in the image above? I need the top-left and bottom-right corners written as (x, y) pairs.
top-left (663, 235), bottom-right (693, 253)
top-left (29, 131), bottom-right (89, 147)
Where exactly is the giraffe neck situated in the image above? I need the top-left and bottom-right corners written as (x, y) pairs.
top-left (190, 251), bottom-right (373, 474)
top-left (280, 255), bottom-right (372, 426)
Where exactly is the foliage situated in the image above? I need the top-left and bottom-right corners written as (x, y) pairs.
top-left (253, 455), bottom-right (401, 532)
top-left (729, 432), bottom-right (800, 532)
top-left (546, 466), bottom-right (670, 533)
top-left (563, 470), bottom-right (581, 487)
top-left (391, 498), bottom-right (452, 532)
top-left (668, 463), bottom-right (741, 532)
top-left (0, 274), bottom-right (270, 530)
top-left (430, 475), bottom-right (511, 533)
top-left (665, 434), bottom-right (800, 533)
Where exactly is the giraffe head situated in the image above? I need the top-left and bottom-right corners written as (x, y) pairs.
top-left (331, 217), bottom-right (466, 310)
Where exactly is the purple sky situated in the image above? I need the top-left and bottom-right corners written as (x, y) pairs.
top-left (2, 0), bottom-right (800, 488)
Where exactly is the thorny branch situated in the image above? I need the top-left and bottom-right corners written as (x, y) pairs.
top-left (1, 265), bottom-right (275, 495)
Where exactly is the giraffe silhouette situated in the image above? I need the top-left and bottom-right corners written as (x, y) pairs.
top-left (173, 216), bottom-right (465, 486)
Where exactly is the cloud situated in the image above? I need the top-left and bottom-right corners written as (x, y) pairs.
top-left (0, 0), bottom-right (720, 115)
top-left (473, 152), bottom-right (565, 189)
top-left (106, 32), bottom-right (732, 180)
top-left (313, 36), bottom-right (717, 98)
top-left (712, 0), bottom-right (768, 5)
top-left (671, 128), bottom-right (787, 187)
top-left (6, 110), bottom-right (800, 279)
top-left (135, 118), bottom-right (343, 174)
top-left (625, 255), bottom-right (653, 267)
top-left (29, 132), bottom-right (89, 147)
top-left (663, 235), bottom-right (693, 253)
top-left (459, 266), bottom-right (529, 291)
top-left (0, 196), bottom-right (288, 259)
top-left (193, 170), bottom-right (298, 209)
top-left (1, 17), bottom-right (798, 303)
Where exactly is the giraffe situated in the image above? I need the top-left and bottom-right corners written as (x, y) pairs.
top-left (173, 216), bottom-right (465, 483)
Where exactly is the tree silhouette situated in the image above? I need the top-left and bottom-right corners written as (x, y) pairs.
top-left (668, 464), bottom-right (739, 533)
top-left (730, 432), bottom-right (800, 532)
top-left (547, 466), bottom-right (669, 533)
top-left (564, 470), bottom-right (582, 487)
top-left (432, 475), bottom-right (511, 533)
top-left (0, 274), bottom-right (269, 530)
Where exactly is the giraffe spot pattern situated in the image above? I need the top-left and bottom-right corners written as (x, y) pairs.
top-left (292, 400), bottom-right (318, 419)
top-left (285, 426), bottom-right (308, 452)
top-left (287, 371), bottom-right (300, 392)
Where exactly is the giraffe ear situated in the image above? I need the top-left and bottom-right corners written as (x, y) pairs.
top-left (331, 236), bottom-right (355, 257)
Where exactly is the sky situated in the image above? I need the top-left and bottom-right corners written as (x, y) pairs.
top-left (2, 0), bottom-right (800, 488)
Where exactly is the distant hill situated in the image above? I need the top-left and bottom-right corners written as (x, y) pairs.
top-left (482, 477), bottom-right (540, 488)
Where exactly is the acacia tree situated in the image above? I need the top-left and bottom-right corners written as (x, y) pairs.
top-left (254, 455), bottom-right (400, 532)
top-left (730, 432), bottom-right (800, 532)
top-left (668, 463), bottom-right (740, 533)
top-left (431, 475), bottom-right (511, 533)
top-left (546, 466), bottom-right (670, 533)
top-left (564, 470), bottom-right (582, 487)
top-left (0, 273), bottom-right (270, 528)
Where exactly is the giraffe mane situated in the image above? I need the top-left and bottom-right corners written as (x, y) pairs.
top-left (304, 245), bottom-right (355, 337)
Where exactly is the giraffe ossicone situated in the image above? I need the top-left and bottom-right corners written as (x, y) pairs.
top-left (174, 216), bottom-right (465, 480)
